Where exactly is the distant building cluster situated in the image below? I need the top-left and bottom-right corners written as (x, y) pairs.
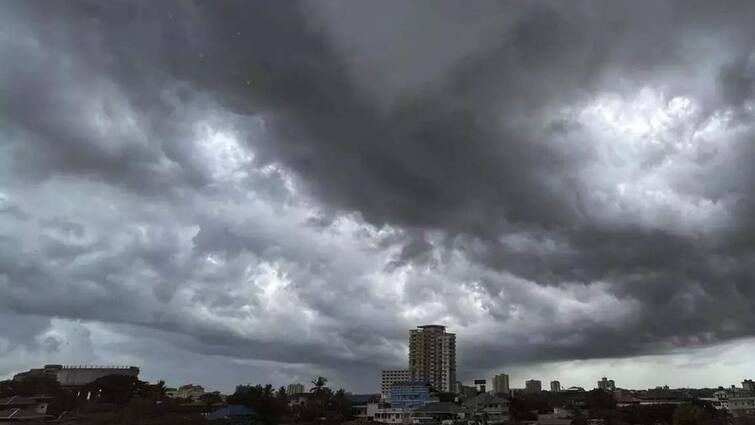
top-left (6, 326), bottom-right (755, 425)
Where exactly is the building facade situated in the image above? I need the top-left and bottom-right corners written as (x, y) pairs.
top-left (551, 381), bottom-right (561, 392)
top-left (464, 393), bottom-right (510, 425)
top-left (389, 382), bottom-right (432, 409)
top-left (173, 384), bottom-right (205, 400)
top-left (474, 379), bottom-right (487, 394)
top-left (287, 383), bottom-right (305, 395)
top-left (381, 370), bottom-right (411, 400)
top-left (366, 403), bottom-right (413, 424)
top-left (493, 374), bottom-right (510, 394)
top-left (13, 364), bottom-right (139, 387)
top-left (525, 380), bottom-right (542, 393)
top-left (409, 325), bottom-right (456, 393)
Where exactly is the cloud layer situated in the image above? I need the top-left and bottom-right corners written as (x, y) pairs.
top-left (2, 0), bottom-right (755, 391)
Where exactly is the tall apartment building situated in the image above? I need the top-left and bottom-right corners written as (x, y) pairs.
top-left (381, 370), bottom-right (410, 400)
top-left (525, 379), bottom-right (542, 393)
top-left (493, 373), bottom-right (509, 394)
top-left (287, 383), bottom-right (305, 395)
top-left (409, 325), bottom-right (456, 393)
top-left (550, 381), bottom-right (561, 392)
top-left (493, 374), bottom-right (510, 394)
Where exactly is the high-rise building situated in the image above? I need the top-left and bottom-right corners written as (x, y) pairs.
top-left (409, 325), bottom-right (456, 393)
top-left (474, 379), bottom-right (487, 394)
top-left (287, 383), bottom-right (305, 395)
top-left (381, 370), bottom-right (410, 400)
top-left (525, 380), bottom-right (542, 393)
top-left (550, 381), bottom-right (561, 392)
top-left (597, 377), bottom-right (615, 392)
top-left (493, 374), bottom-right (510, 394)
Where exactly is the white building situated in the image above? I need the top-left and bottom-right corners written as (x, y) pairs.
top-left (366, 403), bottom-right (413, 424)
top-left (381, 370), bottom-right (410, 400)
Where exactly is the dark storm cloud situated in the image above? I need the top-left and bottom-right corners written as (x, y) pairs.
top-left (3, 0), bottom-right (755, 390)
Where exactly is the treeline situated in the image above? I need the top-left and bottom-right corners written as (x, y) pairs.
top-left (0, 375), bottom-right (206, 425)
top-left (227, 376), bottom-right (353, 424)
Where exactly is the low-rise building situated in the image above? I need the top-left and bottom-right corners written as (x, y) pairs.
top-left (0, 395), bottom-right (54, 424)
top-left (381, 370), bottom-right (410, 401)
top-left (390, 382), bottom-right (431, 409)
top-left (464, 393), bottom-right (510, 425)
top-left (288, 393), bottom-right (313, 408)
top-left (728, 396), bottom-right (755, 417)
top-left (170, 384), bottom-right (205, 401)
top-left (411, 402), bottom-right (465, 424)
top-left (0, 396), bottom-right (50, 415)
top-left (366, 403), bottom-right (412, 424)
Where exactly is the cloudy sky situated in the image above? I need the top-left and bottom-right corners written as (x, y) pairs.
top-left (2, 0), bottom-right (755, 393)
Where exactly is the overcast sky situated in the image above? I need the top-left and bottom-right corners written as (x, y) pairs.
top-left (2, 0), bottom-right (755, 393)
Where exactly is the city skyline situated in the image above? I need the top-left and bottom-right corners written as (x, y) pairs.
top-left (3, 0), bottom-right (755, 396)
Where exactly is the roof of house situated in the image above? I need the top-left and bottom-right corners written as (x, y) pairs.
top-left (0, 396), bottom-right (37, 406)
top-left (290, 392), bottom-right (314, 398)
top-left (537, 416), bottom-right (574, 425)
top-left (463, 393), bottom-right (508, 409)
top-left (207, 404), bottom-right (256, 420)
top-left (0, 407), bottom-right (52, 420)
top-left (413, 402), bottom-right (463, 414)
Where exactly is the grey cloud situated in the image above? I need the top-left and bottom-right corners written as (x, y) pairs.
top-left (4, 0), bottom-right (755, 392)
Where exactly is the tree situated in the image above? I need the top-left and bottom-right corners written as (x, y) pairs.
top-left (276, 386), bottom-right (287, 401)
top-left (311, 376), bottom-right (328, 393)
top-left (84, 374), bottom-right (141, 406)
top-left (674, 403), bottom-right (708, 425)
top-left (136, 380), bottom-right (168, 403)
top-left (227, 384), bottom-right (285, 424)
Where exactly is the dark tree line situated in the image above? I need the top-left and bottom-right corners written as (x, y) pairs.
top-left (226, 376), bottom-right (353, 424)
